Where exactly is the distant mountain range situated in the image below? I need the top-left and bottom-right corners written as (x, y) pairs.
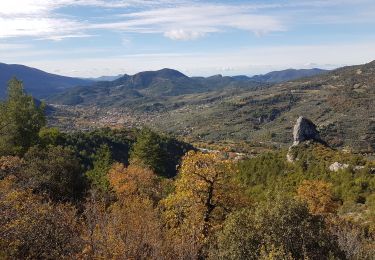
top-left (49, 60), bottom-right (375, 151)
top-left (249, 68), bottom-right (328, 83)
top-left (49, 68), bottom-right (328, 106)
top-left (0, 61), bottom-right (328, 100)
top-left (84, 74), bottom-right (124, 82)
top-left (49, 68), bottom-right (261, 106)
top-left (0, 63), bottom-right (93, 98)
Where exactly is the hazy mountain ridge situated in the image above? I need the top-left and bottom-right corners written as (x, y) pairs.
top-left (84, 74), bottom-right (124, 82)
top-left (48, 68), bottom-right (265, 106)
top-left (0, 62), bottom-right (93, 98)
top-left (49, 67), bottom-right (328, 107)
top-left (249, 68), bottom-right (329, 83)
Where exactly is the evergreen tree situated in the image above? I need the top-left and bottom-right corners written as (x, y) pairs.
top-left (130, 128), bottom-right (166, 176)
top-left (0, 78), bottom-right (45, 156)
top-left (86, 144), bottom-right (113, 192)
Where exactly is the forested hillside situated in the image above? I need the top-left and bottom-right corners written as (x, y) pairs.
top-left (1, 78), bottom-right (374, 259)
top-left (48, 61), bottom-right (375, 152)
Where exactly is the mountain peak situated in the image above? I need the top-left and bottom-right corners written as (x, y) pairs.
top-left (154, 68), bottom-right (188, 79)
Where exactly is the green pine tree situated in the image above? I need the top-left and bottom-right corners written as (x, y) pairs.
top-left (0, 78), bottom-right (45, 156)
top-left (130, 128), bottom-right (166, 176)
top-left (86, 144), bottom-right (113, 192)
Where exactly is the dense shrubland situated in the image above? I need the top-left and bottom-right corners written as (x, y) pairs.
top-left (0, 78), bottom-right (374, 259)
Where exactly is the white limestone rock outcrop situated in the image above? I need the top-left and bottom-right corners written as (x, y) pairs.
top-left (329, 162), bottom-right (349, 172)
top-left (293, 116), bottom-right (322, 146)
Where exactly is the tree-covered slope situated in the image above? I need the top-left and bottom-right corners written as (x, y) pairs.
top-left (47, 61), bottom-right (375, 151)
top-left (148, 61), bottom-right (375, 151)
top-left (49, 68), bottom-right (265, 106)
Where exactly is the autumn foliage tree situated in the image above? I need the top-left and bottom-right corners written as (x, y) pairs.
top-left (108, 163), bottom-right (163, 203)
top-left (0, 156), bottom-right (24, 179)
top-left (0, 176), bottom-right (83, 259)
top-left (81, 163), bottom-right (167, 259)
top-left (297, 179), bottom-right (338, 215)
top-left (162, 151), bottom-right (247, 258)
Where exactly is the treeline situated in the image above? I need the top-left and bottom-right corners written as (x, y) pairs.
top-left (0, 78), bottom-right (374, 259)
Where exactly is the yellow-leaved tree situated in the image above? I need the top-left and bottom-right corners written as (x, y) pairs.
top-left (161, 151), bottom-right (248, 258)
top-left (297, 179), bottom-right (338, 215)
top-left (82, 163), bottom-right (167, 259)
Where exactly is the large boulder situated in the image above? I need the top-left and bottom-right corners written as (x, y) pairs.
top-left (293, 116), bottom-right (322, 146)
top-left (287, 116), bottom-right (324, 163)
top-left (328, 162), bottom-right (349, 172)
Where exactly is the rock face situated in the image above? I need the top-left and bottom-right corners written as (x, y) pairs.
top-left (287, 116), bottom-right (323, 163)
top-left (293, 116), bottom-right (321, 146)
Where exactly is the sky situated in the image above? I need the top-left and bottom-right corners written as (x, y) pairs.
top-left (1, 0), bottom-right (375, 77)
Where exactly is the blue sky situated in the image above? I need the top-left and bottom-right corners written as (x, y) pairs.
top-left (1, 0), bottom-right (375, 77)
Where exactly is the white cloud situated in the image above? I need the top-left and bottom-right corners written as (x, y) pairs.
top-left (93, 4), bottom-right (286, 40)
top-left (164, 30), bottom-right (205, 40)
top-left (0, 1), bottom-right (287, 40)
top-left (40, 34), bottom-right (96, 41)
top-left (0, 0), bottom-right (191, 16)
top-left (0, 0), bottom-right (191, 39)
top-left (1, 0), bottom-right (373, 41)
top-left (0, 1), bottom-right (53, 16)
top-left (0, 17), bottom-right (83, 38)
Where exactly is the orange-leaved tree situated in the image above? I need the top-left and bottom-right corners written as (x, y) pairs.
top-left (108, 162), bottom-right (163, 203)
top-left (81, 163), bottom-right (167, 259)
top-left (297, 179), bottom-right (338, 215)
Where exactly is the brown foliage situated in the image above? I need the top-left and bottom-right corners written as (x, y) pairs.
top-left (0, 176), bottom-right (83, 259)
top-left (329, 217), bottom-right (375, 259)
top-left (81, 163), bottom-right (169, 259)
top-left (81, 193), bottom-right (166, 259)
top-left (108, 163), bottom-right (163, 203)
top-left (297, 179), bottom-right (338, 215)
top-left (0, 156), bottom-right (24, 178)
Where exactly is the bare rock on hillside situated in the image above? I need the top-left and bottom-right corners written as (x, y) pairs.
top-left (293, 116), bottom-right (322, 146)
top-left (329, 162), bottom-right (349, 172)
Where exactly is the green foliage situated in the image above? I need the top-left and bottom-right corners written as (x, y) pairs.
top-left (130, 128), bottom-right (167, 176)
top-left (22, 145), bottom-right (86, 202)
top-left (37, 127), bottom-right (191, 179)
top-left (237, 151), bottom-right (300, 200)
top-left (237, 143), bottom-right (375, 207)
top-left (130, 128), bottom-right (194, 178)
top-left (0, 78), bottom-right (45, 156)
top-left (41, 128), bottom-right (134, 171)
top-left (38, 127), bottom-right (65, 147)
top-left (0, 178), bottom-right (83, 259)
top-left (213, 197), bottom-right (343, 260)
top-left (86, 144), bottom-right (113, 192)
